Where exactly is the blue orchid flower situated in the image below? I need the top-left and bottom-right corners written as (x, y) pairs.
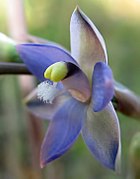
top-left (16, 7), bottom-right (121, 171)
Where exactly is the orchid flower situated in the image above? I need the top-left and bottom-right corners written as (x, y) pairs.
top-left (16, 7), bottom-right (121, 171)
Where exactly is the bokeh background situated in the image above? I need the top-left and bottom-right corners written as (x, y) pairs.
top-left (0, 0), bottom-right (140, 178)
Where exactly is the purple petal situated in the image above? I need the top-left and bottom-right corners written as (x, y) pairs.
top-left (27, 99), bottom-right (53, 120)
top-left (62, 63), bottom-right (91, 102)
top-left (16, 44), bottom-right (77, 81)
top-left (70, 7), bottom-right (108, 75)
top-left (40, 95), bottom-right (87, 167)
top-left (26, 95), bottom-right (66, 121)
top-left (82, 103), bottom-right (121, 171)
top-left (25, 90), bottom-right (75, 120)
top-left (92, 62), bottom-right (114, 112)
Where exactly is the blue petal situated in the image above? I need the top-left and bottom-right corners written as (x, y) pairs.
top-left (82, 103), bottom-right (121, 171)
top-left (92, 62), bottom-right (114, 112)
top-left (40, 95), bottom-right (87, 167)
top-left (16, 44), bottom-right (77, 81)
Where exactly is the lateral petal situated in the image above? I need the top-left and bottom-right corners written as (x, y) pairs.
top-left (40, 95), bottom-right (87, 167)
top-left (82, 103), bottom-right (121, 171)
top-left (61, 62), bottom-right (91, 102)
top-left (25, 91), bottom-right (72, 121)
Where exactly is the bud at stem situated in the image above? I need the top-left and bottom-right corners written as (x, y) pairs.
top-left (0, 33), bottom-right (19, 62)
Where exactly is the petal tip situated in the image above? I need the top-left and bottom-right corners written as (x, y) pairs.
top-left (71, 5), bottom-right (83, 22)
top-left (104, 141), bottom-right (119, 171)
top-left (114, 144), bottom-right (121, 173)
top-left (111, 136), bottom-right (121, 172)
top-left (40, 162), bottom-right (45, 169)
top-left (40, 155), bottom-right (50, 168)
top-left (73, 5), bottom-right (80, 13)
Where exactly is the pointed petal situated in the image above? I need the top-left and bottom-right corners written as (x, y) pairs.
top-left (40, 96), bottom-right (87, 167)
top-left (70, 7), bottom-right (108, 75)
top-left (16, 44), bottom-right (77, 81)
top-left (82, 103), bottom-right (121, 171)
top-left (92, 62), bottom-right (114, 112)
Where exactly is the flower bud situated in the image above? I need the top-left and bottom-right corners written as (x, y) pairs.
top-left (0, 33), bottom-right (19, 62)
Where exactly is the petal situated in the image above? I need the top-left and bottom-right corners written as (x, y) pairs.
top-left (25, 90), bottom-right (71, 120)
top-left (27, 99), bottom-right (55, 120)
top-left (92, 62), bottom-right (114, 112)
top-left (62, 62), bottom-right (91, 102)
top-left (70, 7), bottom-right (108, 75)
top-left (16, 44), bottom-right (77, 81)
top-left (40, 95), bottom-right (87, 167)
top-left (82, 103), bottom-right (121, 171)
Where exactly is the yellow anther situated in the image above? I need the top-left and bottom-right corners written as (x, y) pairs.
top-left (44, 62), bottom-right (68, 82)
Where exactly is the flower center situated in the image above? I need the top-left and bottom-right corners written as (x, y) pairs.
top-left (37, 62), bottom-right (68, 103)
top-left (38, 61), bottom-right (91, 104)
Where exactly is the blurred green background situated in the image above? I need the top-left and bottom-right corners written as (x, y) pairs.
top-left (0, 0), bottom-right (140, 178)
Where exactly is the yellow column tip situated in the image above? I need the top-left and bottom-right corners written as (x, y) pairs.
top-left (44, 61), bottom-right (68, 82)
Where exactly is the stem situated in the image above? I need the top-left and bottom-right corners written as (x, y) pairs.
top-left (0, 62), bottom-right (31, 75)
top-left (114, 82), bottom-right (140, 119)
